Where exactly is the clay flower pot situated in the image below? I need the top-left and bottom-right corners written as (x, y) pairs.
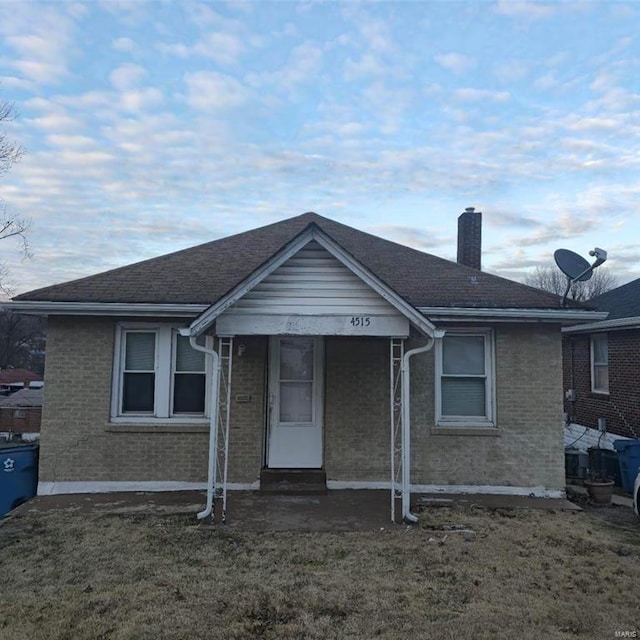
top-left (584, 478), bottom-right (614, 505)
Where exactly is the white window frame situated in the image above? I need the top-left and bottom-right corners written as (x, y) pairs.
top-left (111, 323), bottom-right (211, 424)
top-left (590, 333), bottom-right (609, 394)
top-left (435, 328), bottom-right (496, 428)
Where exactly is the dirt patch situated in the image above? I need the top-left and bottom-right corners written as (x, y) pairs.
top-left (1, 504), bottom-right (639, 639)
top-left (566, 487), bottom-right (640, 534)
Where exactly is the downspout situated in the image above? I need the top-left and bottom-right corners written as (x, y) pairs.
top-left (401, 330), bottom-right (445, 523)
top-left (179, 329), bottom-right (220, 520)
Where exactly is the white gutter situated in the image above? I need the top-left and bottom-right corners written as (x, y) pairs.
top-left (179, 329), bottom-right (221, 520)
top-left (562, 315), bottom-right (640, 334)
top-left (4, 301), bottom-right (208, 317)
top-left (418, 307), bottom-right (608, 322)
top-left (401, 330), bottom-right (445, 522)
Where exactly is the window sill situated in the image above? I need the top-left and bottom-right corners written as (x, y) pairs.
top-left (106, 423), bottom-right (210, 434)
top-left (588, 391), bottom-right (610, 399)
top-left (431, 426), bottom-right (500, 437)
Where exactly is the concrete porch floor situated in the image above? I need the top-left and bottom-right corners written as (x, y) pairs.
top-left (12, 489), bottom-right (581, 531)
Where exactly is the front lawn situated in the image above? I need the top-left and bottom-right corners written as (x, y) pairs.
top-left (1, 504), bottom-right (638, 639)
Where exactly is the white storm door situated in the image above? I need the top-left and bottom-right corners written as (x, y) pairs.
top-left (268, 336), bottom-right (323, 468)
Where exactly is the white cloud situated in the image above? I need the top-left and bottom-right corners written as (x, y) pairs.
top-left (0, 3), bottom-right (77, 85)
top-left (183, 70), bottom-right (250, 110)
top-left (109, 63), bottom-right (147, 91)
top-left (434, 53), bottom-right (477, 75)
top-left (119, 88), bottom-right (163, 112)
top-left (157, 31), bottom-right (246, 66)
top-left (453, 88), bottom-right (511, 102)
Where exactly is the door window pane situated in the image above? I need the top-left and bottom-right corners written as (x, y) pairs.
top-left (280, 381), bottom-right (313, 422)
top-left (280, 338), bottom-right (314, 380)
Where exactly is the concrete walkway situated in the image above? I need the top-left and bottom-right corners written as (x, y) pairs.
top-left (12, 489), bottom-right (581, 531)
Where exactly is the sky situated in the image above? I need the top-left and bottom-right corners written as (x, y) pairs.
top-left (0, 0), bottom-right (639, 296)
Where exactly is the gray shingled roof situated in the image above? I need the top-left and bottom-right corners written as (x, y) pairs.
top-left (15, 212), bottom-right (570, 309)
top-left (0, 388), bottom-right (43, 407)
top-left (590, 278), bottom-right (640, 320)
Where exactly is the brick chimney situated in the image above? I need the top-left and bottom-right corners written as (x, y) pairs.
top-left (457, 207), bottom-right (482, 270)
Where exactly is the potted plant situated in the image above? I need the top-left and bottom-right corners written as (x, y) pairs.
top-left (584, 469), bottom-right (615, 505)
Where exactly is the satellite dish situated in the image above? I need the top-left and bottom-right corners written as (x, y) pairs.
top-left (554, 249), bottom-right (593, 281)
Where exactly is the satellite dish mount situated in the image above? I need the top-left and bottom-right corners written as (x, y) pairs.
top-left (554, 247), bottom-right (608, 307)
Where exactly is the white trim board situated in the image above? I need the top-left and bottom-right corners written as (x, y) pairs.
top-left (38, 480), bottom-right (564, 499)
top-left (563, 315), bottom-right (640, 333)
top-left (37, 481), bottom-right (259, 495)
top-left (4, 301), bottom-right (207, 317)
top-left (421, 307), bottom-right (608, 323)
top-left (326, 481), bottom-right (564, 498)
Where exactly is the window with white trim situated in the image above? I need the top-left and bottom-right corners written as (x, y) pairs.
top-left (112, 324), bottom-right (209, 421)
top-left (436, 329), bottom-right (495, 427)
top-left (590, 334), bottom-right (609, 394)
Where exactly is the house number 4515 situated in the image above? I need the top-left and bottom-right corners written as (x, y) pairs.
top-left (350, 316), bottom-right (371, 327)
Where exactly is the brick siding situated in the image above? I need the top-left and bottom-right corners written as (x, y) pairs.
top-left (563, 330), bottom-right (640, 439)
top-left (0, 407), bottom-right (41, 433)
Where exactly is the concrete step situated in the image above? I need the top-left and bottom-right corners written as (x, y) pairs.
top-left (260, 469), bottom-right (327, 495)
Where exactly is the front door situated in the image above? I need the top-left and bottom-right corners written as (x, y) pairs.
top-left (268, 336), bottom-right (323, 468)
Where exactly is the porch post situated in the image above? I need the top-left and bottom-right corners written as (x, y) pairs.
top-left (390, 338), bottom-right (404, 523)
top-left (217, 336), bottom-right (234, 523)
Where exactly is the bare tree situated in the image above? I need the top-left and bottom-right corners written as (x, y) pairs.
top-left (524, 266), bottom-right (618, 301)
top-left (0, 95), bottom-right (29, 296)
top-left (0, 309), bottom-right (45, 375)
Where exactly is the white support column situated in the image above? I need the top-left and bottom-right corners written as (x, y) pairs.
top-left (217, 337), bottom-right (234, 523)
top-left (390, 338), bottom-right (404, 523)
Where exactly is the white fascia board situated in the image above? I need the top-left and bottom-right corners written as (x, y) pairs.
top-left (419, 306), bottom-right (608, 323)
top-left (562, 315), bottom-right (640, 334)
top-left (3, 301), bottom-right (208, 317)
top-left (188, 224), bottom-right (441, 339)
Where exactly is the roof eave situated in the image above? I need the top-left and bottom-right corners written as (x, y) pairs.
top-left (2, 301), bottom-right (208, 317)
top-left (562, 315), bottom-right (640, 334)
top-left (419, 307), bottom-right (609, 323)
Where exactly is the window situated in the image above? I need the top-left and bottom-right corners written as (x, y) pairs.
top-left (591, 334), bottom-right (609, 394)
top-left (112, 324), bottom-right (209, 422)
top-left (436, 329), bottom-right (495, 427)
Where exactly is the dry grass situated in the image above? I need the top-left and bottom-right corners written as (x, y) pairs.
top-left (0, 505), bottom-right (639, 640)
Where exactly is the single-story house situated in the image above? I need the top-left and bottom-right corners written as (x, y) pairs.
top-left (9, 210), bottom-right (605, 521)
top-left (0, 368), bottom-right (42, 394)
top-left (563, 277), bottom-right (640, 449)
top-left (0, 386), bottom-right (43, 440)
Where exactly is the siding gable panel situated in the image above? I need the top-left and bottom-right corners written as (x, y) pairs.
top-left (226, 240), bottom-right (402, 317)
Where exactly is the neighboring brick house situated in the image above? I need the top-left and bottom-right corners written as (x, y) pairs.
top-left (0, 387), bottom-right (43, 438)
top-left (0, 368), bottom-right (42, 394)
top-left (9, 210), bottom-right (604, 521)
top-left (563, 278), bottom-right (640, 444)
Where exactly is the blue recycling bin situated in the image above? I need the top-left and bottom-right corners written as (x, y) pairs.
top-left (613, 439), bottom-right (640, 494)
top-left (0, 444), bottom-right (39, 517)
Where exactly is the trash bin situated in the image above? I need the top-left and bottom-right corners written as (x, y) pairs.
top-left (0, 443), bottom-right (39, 518)
top-left (587, 447), bottom-right (621, 486)
top-left (613, 439), bottom-right (640, 494)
